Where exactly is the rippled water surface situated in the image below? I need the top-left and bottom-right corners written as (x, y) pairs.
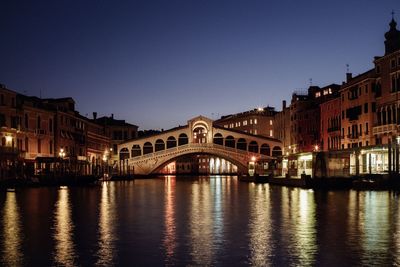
top-left (1, 176), bottom-right (400, 266)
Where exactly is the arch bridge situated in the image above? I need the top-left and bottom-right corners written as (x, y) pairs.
top-left (118, 116), bottom-right (283, 175)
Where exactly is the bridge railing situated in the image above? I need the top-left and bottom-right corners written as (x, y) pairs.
top-left (128, 142), bottom-right (273, 162)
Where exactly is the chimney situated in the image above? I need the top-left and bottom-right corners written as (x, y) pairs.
top-left (93, 112), bottom-right (97, 120)
top-left (282, 100), bottom-right (286, 109)
top-left (111, 113), bottom-right (114, 119)
top-left (346, 73), bottom-right (352, 82)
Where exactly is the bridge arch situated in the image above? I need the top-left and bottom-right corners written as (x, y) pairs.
top-left (143, 142), bottom-right (153, 155)
top-left (213, 133), bottom-right (223, 145)
top-left (225, 135), bottom-right (235, 148)
top-left (248, 141), bottom-right (258, 153)
top-left (260, 144), bottom-right (270, 156)
top-left (272, 146), bottom-right (282, 157)
top-left (178, 133), bottom-right (188, 146)
top-left (120, 148), bottom-right (130, 160)
top-left (151, 151), bottom-right (247, 175)
top-left (131, 145), bottom-right (141, 157)
top-left (155, 139), bottom-right (165, 152)
top-left (167, 136), bottom-right (177, 148)
top-left (237, 138), bottom-right (247, 151)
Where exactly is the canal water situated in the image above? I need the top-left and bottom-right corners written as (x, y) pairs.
top-left (0, 176), bottom-right (399, 266)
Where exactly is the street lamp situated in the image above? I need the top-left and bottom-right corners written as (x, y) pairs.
top-left (59, 148), bottom-right (65, 158)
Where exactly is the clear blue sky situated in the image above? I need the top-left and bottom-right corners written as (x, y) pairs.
top-left (0, 0), bottom-right (398, 129)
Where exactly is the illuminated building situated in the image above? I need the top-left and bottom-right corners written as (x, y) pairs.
top-left (290, 84), bottom-right (340, 153)
top-left (320, 97), bottom-right (342, 151)
top-left (214, 106), bottom-right (277, 137)
top-left (274, 100), bottom-right (291, 155)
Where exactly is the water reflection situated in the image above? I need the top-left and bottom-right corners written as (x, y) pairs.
top-left (189, 178), bottom-right (213, 265)
top-left (163, 176), bottom-right (177, 265)
top-left (291, 189), bottom-right (317, 266)
top-left (53, 187), bottom-right (77, 266)
top-left (248, 184), bottom-right (272, 266)
top-left (96, 182), bottom-right (118, 266)
top-left (2, 192), bottom-right (23, 266)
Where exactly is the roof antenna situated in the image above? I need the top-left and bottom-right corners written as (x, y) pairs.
top-left (346, 64), bottom-right (350, 73)
top-left (309, 78), bottom-right (312, 86)
top-left (392, 10), bottom-right (395, 20)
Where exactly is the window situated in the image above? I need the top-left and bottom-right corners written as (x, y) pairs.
top-left (254, 119), bottom-right (257, 125)
top-left (25, 137), bottom-right (29, 152)
top-left (243, 120), bottom-right (247, 126)
top-left (391, 59), bottom-right (396, 68)
top-left (372, 102), bottom-right (376, 112)
top-left (250, 119), bottom-right (253, 124)
top-left (224, 124), bottom-right (228, 128)
top-left (269, 120), bottom-right (273, 125)
top-left (38, 139), bottom-right (41, 153)
top-left (359, 124), bottom-right (362, 136)
top-left (342, 94), bottom-right (344, 101)
top-left (254, 129), bottom-right (257, 135)
top-left (365, 85), bottom-right (368, 94)
top-left (50, 140), bottom-right (53, 154)
top-left (364, 103), bottom-right (368, 113)
top-left (366, 123), bottom-right (369, 134)
top-left (270, 130), bottom-right (273, 137)
top-left (49, 119), bottom-right (53, 132)
top-left (25, 114), bottom-right (28, 129)
top-left (37, 116), bottom-right (41, 129)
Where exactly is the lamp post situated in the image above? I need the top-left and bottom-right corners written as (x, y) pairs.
top-left (59, 148), bottom-right (65, 174)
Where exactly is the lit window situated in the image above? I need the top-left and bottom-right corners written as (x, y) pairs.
top-left (315, 92), bottom-right (321, 98)
top-left (270, 130), bottom-right (273, 137)
top-left (269, 120), bottom-right (272, 125)
top-left (224, 125), bottom-right (228, 128)
top-left (243, 120), bottom-right (247, 126)
top-left (250, 119), bottom-right (253, 124)
top-left (254, 119), bottom-right (257, 125)
top-left (238, 122), bottom-right (241, 127)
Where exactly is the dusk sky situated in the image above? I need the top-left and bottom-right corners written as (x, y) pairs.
top-left (0, 1), bottom-right (398, 130)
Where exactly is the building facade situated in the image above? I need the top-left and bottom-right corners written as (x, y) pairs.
top-left (214, 106), bottom-right (276, 137)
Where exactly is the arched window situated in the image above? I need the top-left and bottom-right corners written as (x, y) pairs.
top-left (213, 133), bottom-right (223, 145)
top-left (248, 141), bottom-right (258, 153)
top-left (131, 145), bottom-right (141, 157)
top-left (155, 139), bottom-right (165, 152)
top-left (143, 142), bottom-right (153, 154)
top-left (272, 146), bottom-right (282, 157)
top-left (260, 144), bottom-right (270, 156)
top-left (178, 133), bottom-right (188, 146)
top-left (167, 136), bottom-right (177, 148)
top-left (225, 136), bottom-right (235, 148)
top-left (236, 138), bottom-right (247, 151)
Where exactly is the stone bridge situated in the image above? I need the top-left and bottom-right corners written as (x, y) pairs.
top-left (118, 116), bottom-right (283, 175)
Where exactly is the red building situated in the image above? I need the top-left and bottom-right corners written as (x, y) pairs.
top-left (320, 97), bottom-right (341, 151)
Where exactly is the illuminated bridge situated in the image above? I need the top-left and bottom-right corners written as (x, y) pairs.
top-left (118, 116), bottom-right (283, 175)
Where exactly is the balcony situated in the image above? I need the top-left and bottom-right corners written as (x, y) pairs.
top-left (372, 124), bottom-right (398, 135)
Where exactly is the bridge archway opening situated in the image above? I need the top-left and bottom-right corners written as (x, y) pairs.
top-left (213, 133), bottom-right (223, 145)
top-left (237, 138), bottom-right (247, 151)
top-left (249, 141), bottom-right (258, 153)
top-left (193, 126), bottom-right (207, 144)
top-left (143, 142), bottom-right (153, 155)
top-left (272, 146), bottom-right (282, 157)
top-left (131, 145), bottom-right (141, 157)
top-left (167, 136), bottom-right (177, 148)
top-left (225, 136), bottom-right (235, 148)
top-left (260, 144), bottom-right (270, 156)
top-left (119, 148), bottom-right (130, 160)
top-left (178, 133), bottom-right (188, 146)
top-left (152, 152), bottom-right (246, 175)
top-left (155, 139), bottom-right (165, 152)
